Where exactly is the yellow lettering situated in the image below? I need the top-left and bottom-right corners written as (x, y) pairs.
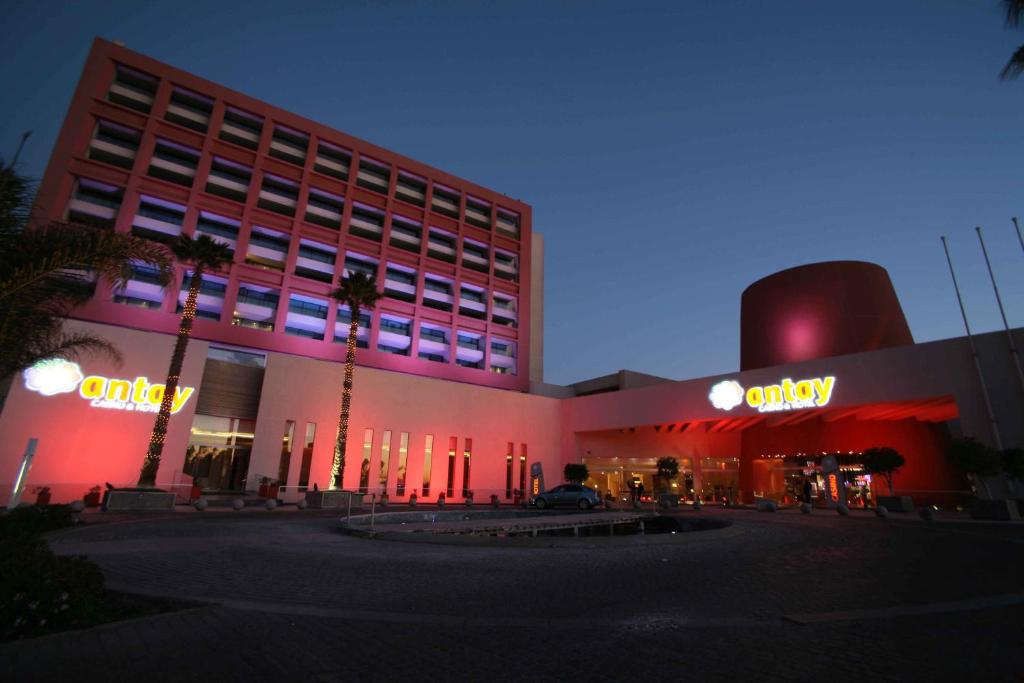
top-left (80, 376), bottom-right (107, 399)
top-left (764, 385), bottom-right (783, 404)
top-left (795, 380), bottom-right (814, 401)
top-left (106, 379), bottom-right (131, 401)
top-left (746, 386), bottom-right (764, 407)
top-left (171, 387), bottom-right (194, 414)
top-left (781, 379), bottom-right (797, 402)
top-left (147, 384), bottom-right (165, 405)
top-left (812, 376), bottom-right (836, 406)
top-left (132, 377), bottom-right (149, 403)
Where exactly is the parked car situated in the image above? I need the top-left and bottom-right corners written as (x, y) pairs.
top-left (531, 484), bottom-right (601, 510)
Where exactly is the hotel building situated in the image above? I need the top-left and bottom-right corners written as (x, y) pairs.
top-left (3, 39), bottom-right (1022, 509)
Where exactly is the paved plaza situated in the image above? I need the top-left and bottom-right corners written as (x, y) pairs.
top-left (3, 507), bottom-right (1023, 682)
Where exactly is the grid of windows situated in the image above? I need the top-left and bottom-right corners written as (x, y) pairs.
top-left (54, 41), bottom-right (531, 389)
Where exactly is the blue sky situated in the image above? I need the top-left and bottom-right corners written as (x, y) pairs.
top-left (2, 1), bottom-right (1021, 384)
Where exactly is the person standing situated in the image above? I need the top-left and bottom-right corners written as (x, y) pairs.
top-left (803, 478), bottom-right (813, 505)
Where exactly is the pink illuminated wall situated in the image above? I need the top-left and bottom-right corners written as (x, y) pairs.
top-left (0, 321), bottom-right (207, 504)
top-left (35, 38), bottom-right (532, 393)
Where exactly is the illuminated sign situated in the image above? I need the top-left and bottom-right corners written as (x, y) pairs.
top-left (709, 375), bottom-right (836, 413)
top-left (826, 472), bottom-right (841, 503)
top-left (23, 359), bottom-right (195, 415)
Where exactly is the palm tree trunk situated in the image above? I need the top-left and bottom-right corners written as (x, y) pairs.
top-left (330, 314), bottom-right (361, 489)
top-left (139, 268), bottom-right (203, 486)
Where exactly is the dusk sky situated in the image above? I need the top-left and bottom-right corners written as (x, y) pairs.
top-left (2, 1), bottom-right (1021, 385)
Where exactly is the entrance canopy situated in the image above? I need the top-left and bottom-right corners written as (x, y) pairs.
top-left (650, 395), bottom-right (958, 434)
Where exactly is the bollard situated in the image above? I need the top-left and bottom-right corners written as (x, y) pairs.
top-left (640, 520), bottom-right (646, 535)
top-left (370, 493), bottom-right (376, 532)
top-left (346, 492), bottom-right (352, 526)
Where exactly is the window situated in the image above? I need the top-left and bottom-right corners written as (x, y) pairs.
top-left (305, 187), bottom-right (344, 229)
top-left (177, 272), bottom-right (227, 321)
top-left (359, 428), bottom-right (373, 493)
top-left (418, 324), bottom-right (450, 363)
top-left (295, 239), bottom-right (337, 283)
top-left (432, 184), bottom-right (460, 218)
top-left (462, 438), bottom-right (472, 498)
top-left (383, 263), bottom-right (417, 303)
top-left (378, 314), bottom-right (412, 355)
top-left (113, 263), bottom-right (165, 309)
top-left (334, 306), bottom-right (371, 348)
top-left (492, 294), bottom-right (517, 327)
top-left (269, 124), bottom-right (309, 166)
top-left (446, 436), bottom-right (457, 497)
top-left (298, 423), bottom-right (316, 490)
top-left (427, 228), bottom-right (457, 263)
top-left (465, 196), bottom-right (491, 229)
top-left (519, 444), bottom-right (527, 496)
top-left (379, 430), bottom-right (392, 494)
top-left (349, 203), bottom-right (384, 241)
top-left (456, 338), bottom-right (484, 366)
top-left (132, 195), bottom-right (185, 244)
top-left (356, 157), bottom-right (390, 193)
top-left (278, 421), bottom-right (296, 485)
top-left (108, 64), bottom-right (157, 113)
top-left (490, 338), bottom-right (516, 375)
top-left (494, 249), bottom-right (518, 282)
top-left (148, 139), bottom-right (199, 187)
top-left (459, 285), bottom-right (487, 320)
top-left (462, 239), bottom-right (489, 273)
top-left (506, 443), bottom-right (514, 499)
top-left (395, 171), bottom-right (426, 206)
top-left (314, 141), bottom-right (351, 180)
top-left (195, 211), bottom-right (240, 254)
top-left (233, 283), bottom-right (279, 331)
top-left (422, 435), bottom-right (434, 497)
top-left (88, 119), bottom-right (141, 169)
top-left (246, 226), bottom-right (290, 271)
top-left (220, 106), bottom-right (263, 149)
top-left (422, 275), bottom-right (453, 312)
top-left (389, 215), bottom-right (422, 253)
top-left (343, 252), bottom-right (378, 279)
top-left (165, 87), bottom-right (213, 132)
top-left (496, 209), bottom-right (521, 239)
top-left (258, 174), bottom-right (299, 216)
top-left (184, 415), bottom-right (254, 491)
top-left (285, 294), bottom-right (328, 341)
top-left (396, 432), bottom-right (410, 496)
top-left (206, 158), bottom-right (252, 203)
top-left (67, 178), bottom-right (123, 228)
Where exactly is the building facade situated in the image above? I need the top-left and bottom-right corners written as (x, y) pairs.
top-left (4, 41), bottom-right (1023, 510)
top-left (36, 38), bottom-right (535, 393)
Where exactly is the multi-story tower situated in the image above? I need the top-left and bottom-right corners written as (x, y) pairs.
top-left (36, 38), bottom-right (534, 392)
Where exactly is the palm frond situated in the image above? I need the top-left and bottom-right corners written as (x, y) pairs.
top-left (0, 327), bottom-right (121, 381)
top-left (1000, 44), bottom-right (1024, 79)
top-left (1005, 0), bottom-right (1024, 27)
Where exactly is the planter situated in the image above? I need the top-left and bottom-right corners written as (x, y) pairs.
top-left (104, 489), bottom-right (175, 511)
top-left (83, 491), bottom-right (102, 508)
top-left (970, 499), bottom-right (1021, 521)
top-left (379, 495), bottom-right (389, 508)
top-left (437, 496), bottom-right (446, 508)
top-left (304, 490), bottom-right (363, 510)
top-left (876, 496), bottom-right (914, 513)
top-left (408, 494), bottom-right (418, 508)
top-left (490, 494), bottom-right (500, 508)
top-left (464, 495), bottom-right (474, 508)
top-left (35, 490), bottom-right (51, 506)
top-left (258, 484), bottom-right (280, 499)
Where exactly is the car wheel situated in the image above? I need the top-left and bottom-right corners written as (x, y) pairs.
top-left (578, 499), bottom-right (591, 510)
top-left (535, 497), bottom-right (547, 510)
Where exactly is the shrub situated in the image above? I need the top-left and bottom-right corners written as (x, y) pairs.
top-left (0, 533), bottom-right (106, 641)
top-left (860, 446), bottom-right (905, 496)
top-left (0, 504), bottom-right (75, 536)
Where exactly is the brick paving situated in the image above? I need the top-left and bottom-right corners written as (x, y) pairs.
top-left (2, 507), bottom-right (1023, 682)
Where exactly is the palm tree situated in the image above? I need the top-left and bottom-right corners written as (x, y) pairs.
top-left (328, 271), bottom-right (381, 489)
top-left (1000, 0), bottom-right (1024, 80)
top-left (0, 162), bottom-right (172, 381)
top-left (138, 234), bottom-right (232, 487)
top-left (655, 457), bottom-right (680, 494)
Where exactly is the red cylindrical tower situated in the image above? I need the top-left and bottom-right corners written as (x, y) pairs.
top-left (740, 261), bottom-right (913, 371)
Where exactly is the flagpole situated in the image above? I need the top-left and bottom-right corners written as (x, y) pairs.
top-left (941, 236), bottom-right (1003, 450)
top-left (1014, 217), bottom-right (1023, 255)
top-left (975, 226), bottom-right (1024, 401)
